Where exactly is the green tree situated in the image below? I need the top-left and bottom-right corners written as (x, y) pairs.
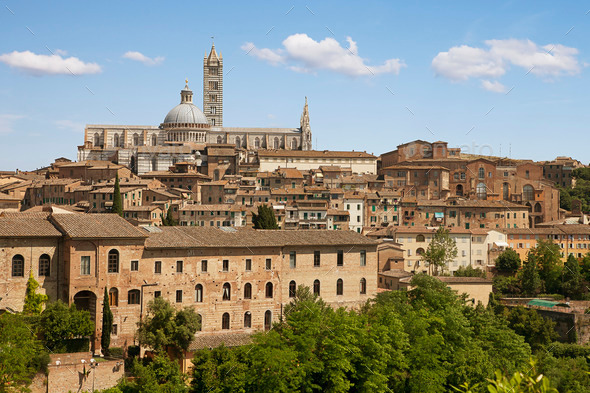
top-left (39, 300), bottom-right (94, 353)
top-left (191, 345), bottom-right (248, 393)
top-left (114, 355), bottom-right (188, 393)
top-left (454, 265), bottom-right (487, 278)
top-left (527, 240), bottom-right (563, 294)
top-left (422, 226), bottom-right (458, 275)
top-left (101, 287), bottom-right (113, 356)
top-left (562, 254), bottom-right (583, 300)
top-left (161, 206), bottom-right (177, 226)
top-left (501, 306), bottom-right (558, 351)
top-left (136, 297), bottom-right (200, 356)
top-left (519, 257), bottom-right (542, 297)
top-left (252, 204), bottom-right (279, 229)
top-left (0, 313), bottom-right (48, 392)
top-left (23, 271), bottom-right (48, 314)
top-left (495, 248), bottom-right (521, 274)
top-left (112, 173), bottom-right (123, 216)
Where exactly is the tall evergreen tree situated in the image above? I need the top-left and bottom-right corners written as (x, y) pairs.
top-left (101, 287), bottom-right (113, 356)
top-left (252, 204), bottom-right (279, 229)
top-left (23, 271), bottom-right (48, 315)
top-left (112, 173), bottom-right (123, 216)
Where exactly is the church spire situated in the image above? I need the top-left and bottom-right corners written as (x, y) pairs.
top-left (300, 97), bottom-right (312, 150)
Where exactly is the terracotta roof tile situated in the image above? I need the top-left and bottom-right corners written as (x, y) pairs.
top-left (51, 213), bottom-right (147, 239)
top-left (0, 213), bottom-right (61, 237)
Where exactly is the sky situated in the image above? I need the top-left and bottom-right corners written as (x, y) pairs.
top-left (0, 0), bottom-right (589, 171)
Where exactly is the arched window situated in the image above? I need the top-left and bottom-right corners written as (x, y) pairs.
top-left (288, 280), bottom-right (296, 298)
top-left (360, 278), bottom-right (367, 294)
top-left (291, 139), bottom-right (298, 150)
top-left (151, 157), bottom-right (157, 172)
top-left (152, 134), bottom-right (157, 146)
top-left (478, 167), bottom-right (485, 179)
top-left (264, 310), bottom-right (272, 331)
top-left (93, 133), bottom-right (100, 147)
top-left (133, 133), bottom-right (139, 146)
top-left (195, 284), bottom-right (203, 302)
top-left (534, 202), bottom-right (542, 213)
top-left (128, 289), bottom-right (140, 304)
top-left (476, 183), bottom-right (487, 200)
top-left (244, 311), bottom-right (251, 328)
top-left (222, 312), bottom-right (230, 330)
top-left (109, 288), bottom-right (118, 307)
top-left (265, 282), bottom-right (273, 298)
top-left (336, 279), bottom-right (343, 296)
top-left (254, 137), bottom-right (260, 149)
top-left (523, 185), bottom-right (534, 201)
top-left (503, 183), bottom-right (510, 200)
top-left (217, 135), bottom-right (223, 144)
top-left (244, 283), bottom-right (252, 299)
top-left (108, 250), bottom-right (119, 273)
top-left (222, 283), bottom-right (231, 301)
top-left (416, 234), bottom-right (425, 242)
top-left (235, 137), bottom-right (241, 148)
top-left (12, 254), bottom-right (24, 277)
top-left (273, 137), bottom-right (280, 149)
top-left (417, 247), bottom-right (426, 256)
top-left (39, 254), bottom-right (50, 276)
top-left (114, 134), bottom-right (119, 148)
top-left (313, 279), bottom-right (320, 296)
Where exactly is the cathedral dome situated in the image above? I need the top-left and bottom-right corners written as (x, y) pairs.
top-left (162, 82), bottom-right (209, 127)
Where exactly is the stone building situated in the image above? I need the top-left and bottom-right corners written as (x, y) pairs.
top-left (0, 213), bottom-right (377, 353)
top-left (78, 45), bottom-right (312, 175)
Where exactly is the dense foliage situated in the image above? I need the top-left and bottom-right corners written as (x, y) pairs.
top-left (559, 167), bottom-right (590, 213)
top-left (495, 248), bottom-right (521, 273)
top-left (453, 265), bottom-right (487, 277)
top-left (39, 300), bottom-right (94, 353)
top-left (422, 226), bottom-right (458, 275)
top-left (161, 205), bottom-right (178, 226)
top-left (252, 204), bottom-right (279, 229)
top-left (23, 271), bottom-right (48, 315)
top-left (136, 297), bottom-right (201, 356)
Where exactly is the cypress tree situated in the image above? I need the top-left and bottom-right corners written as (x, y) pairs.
top-left (112, 173), bottom-right (123, 216)
top-left (101, 287), bottom-right (113, 356)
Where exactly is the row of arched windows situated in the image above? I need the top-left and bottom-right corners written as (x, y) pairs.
top-left (289, 279), bottom-right (367, 297)
top-left (232, 137), bottom-right (299, 149)
top-left (11, 254), bottom-right (50, 277)
top-left (93, 133), bottom-right (158, 148)
top-left (195, 282), bottom-right (274, 302)
top-left (107, 288), bottom-right (141, 306)
top-left (222, 310), bottom-right (272, 330)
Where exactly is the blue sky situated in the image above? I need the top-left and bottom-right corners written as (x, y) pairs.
top-left (1, 0), bottom-right (589, 170)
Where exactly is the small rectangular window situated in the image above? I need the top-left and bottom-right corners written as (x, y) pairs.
top-left (245, 259), bottom-right (252, 271)
top-left (112, 324), bottom-right (118, 335)
top-left (81, 256), bottom-right (91, 275)
top-left (314, 251), bottom-right (321, 267)
top-left (176, 290), bottom-right (183, 303)
top-left (154, 291), bottom-right (161, 298)
top-left (360, 250), bottom-right (366, 266)
top-left (265, 258), bottom-right (272, 270)
top-left (289, 251), bottom-right (296, 268)
top-left (223, 259), bottom-right (229, 272)
top-left (201, 260), bottom-right (208, 272)
top-left (176, 260), bottom-right (183, 273)
top-left (130, 260), bottom-right (139, 272)
top-left (337, 250), bottom-right (344, 266)
top-left (154, 261), bottom-right (162, 274)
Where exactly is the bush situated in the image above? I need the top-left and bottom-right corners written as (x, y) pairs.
top-left (108, 347), bottom-right (124, 358)
top-left (537, 294), bottom-right (565, 301)
top-left (493, 276), bottom-right (521, 296)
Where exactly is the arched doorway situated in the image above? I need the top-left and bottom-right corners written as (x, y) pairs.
top-left (73, 290), bottom-right (97, 351)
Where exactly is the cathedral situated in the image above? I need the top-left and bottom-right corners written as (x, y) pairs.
top-left (78, 44), bottom-right (312, 174)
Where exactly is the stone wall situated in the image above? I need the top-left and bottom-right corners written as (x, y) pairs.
top-left (46, 353), bottom-right (124, 393)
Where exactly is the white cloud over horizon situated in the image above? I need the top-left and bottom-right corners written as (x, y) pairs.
top-left (432, 39), bottom-right (581, 92)
top-left (0, 50), bottom-right (101, 76)
top-left (242, 34), bottom-right (405, 76)
top-left (122, 51), bottom-right (164, 66)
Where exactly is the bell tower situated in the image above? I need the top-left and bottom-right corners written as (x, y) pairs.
top-left (300, 97), bottom-right (312, 150)
top-left (203, 43), bottom-right (223, 127)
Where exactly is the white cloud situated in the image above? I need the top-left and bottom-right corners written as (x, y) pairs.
top-left (0, 114), bottom-right (24, 134)
top-left (122, 51), bottom-right (164, 66)
top-left (432, 39), bottom-right (581, 92)
top-left (55, 119), bottom-right (84, 133)
top-left (242, 34), bottom-right (405, 76)
top-left (481, 80), bottom-right (507, 93)
top-left (0, 50), bottom-right (101, 76)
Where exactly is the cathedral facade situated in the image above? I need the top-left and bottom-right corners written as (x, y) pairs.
top-left (78, 45), bottom-right (312, 175)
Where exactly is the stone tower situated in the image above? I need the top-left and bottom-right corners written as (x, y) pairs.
top-left (300, 97), bottom-right (312, 150)
top-left (203, 44), bottom-right (223, 127)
